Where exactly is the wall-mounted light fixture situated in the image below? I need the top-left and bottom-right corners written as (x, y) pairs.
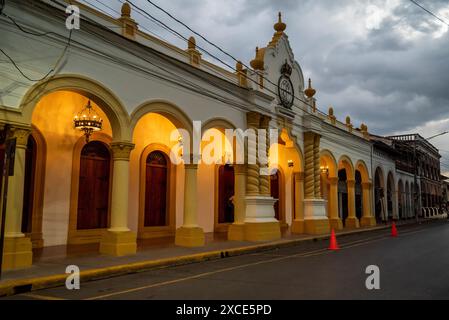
top-left (287, 159), bottom-right (294, 167)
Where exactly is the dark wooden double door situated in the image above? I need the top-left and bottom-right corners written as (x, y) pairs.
top-left (77, 141), bottom-right (111, 230)
top-left (218, 165), bottom-right (234, 224)
top-left (144, 151), bottom-right (169, 227)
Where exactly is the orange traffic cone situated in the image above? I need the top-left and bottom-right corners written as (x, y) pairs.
top-left (391, 222), bottom-right (398, 237)
top-left (328, 229), bottom-right (340, 250)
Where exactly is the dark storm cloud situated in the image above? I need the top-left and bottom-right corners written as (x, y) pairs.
top-left (82, 0), bottom-right (449, 140)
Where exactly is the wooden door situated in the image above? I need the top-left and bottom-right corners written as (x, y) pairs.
top-left (144, 151), bottom-right (168, 227)
top-left (218, 165), bottom-right (234, 224)
top-left (270, 171), bottom-right (280, 220)
top-left (77, 141), bottom-right (110, 230)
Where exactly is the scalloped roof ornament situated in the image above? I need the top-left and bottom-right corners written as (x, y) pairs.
top-left (268, 12), bottom-right (287, 48)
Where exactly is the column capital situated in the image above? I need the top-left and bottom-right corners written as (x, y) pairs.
top-left (110, 142), bottom-right (135, 160)
top-left (362, 182), bottom-right (372, 189)
top-left (294, 172), bottom-right (305, 181)
top-left (260, 115), bottom-right (271, 129)
top-left (185, 163), bottom-right (198, 170)
top-left (347, 180), bottom-right (356, 188)
top-left (246, 111), bottom-right (261, 128)
top-left (303, 131), bottom-right (316, 141)
top-left (7, 126), bottom-right (32, 148)
top-left (234, 164), bottom-right (247, 175)
top-left (328, 177), bottom-right (339, 185)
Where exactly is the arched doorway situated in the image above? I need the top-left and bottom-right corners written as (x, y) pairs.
top-left (405, 181), bottom-right (410, 218)
top-left (355, 170), bottom-right (363, 220)
top-left (338, 169), bottom-right (349, 225)
top-left (374, 167), bottom-right (385, 222)
top-left (218, 164), bottom-right (235, 224)
top-left (0, 130), bottom-right (45, 248)
top-left (338, 156), bottom-right (357, 228)
top-left (77, 141), bottom-right (111, 230)
top-left (144, 151), bottom-right (169, 227)
top-left (320, 150), bottom-right (340, 230)
top-left (387, 172), bottom-right (396, 220)
top-left (398, 180), bottom-right (404, 219)
top-left (270, 170), bottom-right (281, 221)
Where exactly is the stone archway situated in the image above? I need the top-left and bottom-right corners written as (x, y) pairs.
top-left (356, 160), bottom-right (376, 227)
top-left (338, 156), bottom-right (358, 228)
top-left (320, 149), bottom-right (340, 230)
top-left (387, 171), bottom-right (397, 220)
top-left (374, 167), bottom-right (386, 222)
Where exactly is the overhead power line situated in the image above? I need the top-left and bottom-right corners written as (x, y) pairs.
top-left (82, 0), bottom-right (331, 124)
top-left (409, 0), bottom-right (449, 27)
top-left (124, 0), bottom-right (327, 115)
top-left (0, 5), bottom-right (73, 81)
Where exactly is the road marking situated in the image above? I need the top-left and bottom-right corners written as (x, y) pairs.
top-left (20, 293), bottom-right (67, 300)
top-left (11, 223), bottom-right (431, 300)
top-left (85, 247), bottom-right (329, 300)
top-left (85, 226), bottom-right (428, 300)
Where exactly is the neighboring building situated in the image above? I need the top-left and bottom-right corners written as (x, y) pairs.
top-left (389, 134), bottom-right (443, 217)
top-left (442, 175), bottom-right (449, 211)
top-left (0, 1), bottom-right (445, 270)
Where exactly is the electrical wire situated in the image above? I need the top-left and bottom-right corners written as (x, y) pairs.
top-left (0, 1), bottom-right (73, 82)
top-left (124, 0), bottom-right (323, 114)
top-left (137, 0), bottom-right (328, 114)
top-left (409, 0), bottom-right (449, 27)
top-left (6, 0), bottom-right (405, 152)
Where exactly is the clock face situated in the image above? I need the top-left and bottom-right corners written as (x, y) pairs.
top-left (278, 75), bottom-right (294, 109)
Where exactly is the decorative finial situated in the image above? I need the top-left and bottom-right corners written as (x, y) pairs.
top-left (250, 46), bottom-right (264, 70)
top-left (328, 106), bottom-right (336, 124)
top-left (236, 60), bottom-right (243, 72)
top-left (360, 123), bottom-right (369, 132)
top-left (274, 12), bottom-right (286, 33)
top-left (188, 36), bottom-right (196, 50)
top-left (121, 2), bottom-right (131, 18)
top-left (346, 116), bottom-right (351, 125)
top-left (304, 78), bottom-right (316, 98)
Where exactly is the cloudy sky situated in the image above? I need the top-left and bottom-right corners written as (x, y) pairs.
top-left (80, 0), bottom-right (449, 173)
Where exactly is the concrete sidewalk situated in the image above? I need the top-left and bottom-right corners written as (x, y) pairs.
top-left (0, 219), bottom-right (436, 297)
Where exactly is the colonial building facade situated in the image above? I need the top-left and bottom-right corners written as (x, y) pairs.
top-left (0, 1), bottom-right (443, 270)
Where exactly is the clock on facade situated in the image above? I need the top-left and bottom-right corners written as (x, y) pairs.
top-left (278, 62), bottom-right (294, 109)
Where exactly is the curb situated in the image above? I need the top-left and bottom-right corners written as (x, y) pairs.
top-left (0, 220), bottom-right (435, 297)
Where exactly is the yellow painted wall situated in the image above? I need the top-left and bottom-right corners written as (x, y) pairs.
top-left (32, 91), bottom-right (112, 246)
top-left (130, 113), bottom-right (185, 232)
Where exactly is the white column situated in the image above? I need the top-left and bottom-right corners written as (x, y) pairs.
top-left (100, 142), bottom-right (137, 256)
top-left (175, 163), bottom-right (205, 247)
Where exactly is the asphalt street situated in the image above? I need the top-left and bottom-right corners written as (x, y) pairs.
top-left (3, 220), bottom-right (449, 300)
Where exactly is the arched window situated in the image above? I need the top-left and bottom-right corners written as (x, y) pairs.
top-left (77, 141), bottom-right (111, 230)
top-left (144, 151), bottom-right (169, 227)
top-left (218, 164), bottom-right (234, 224)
